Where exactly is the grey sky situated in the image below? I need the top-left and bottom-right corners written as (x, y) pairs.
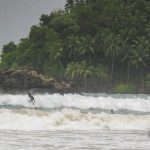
top-left (0, 0), bottom-right (66, 51)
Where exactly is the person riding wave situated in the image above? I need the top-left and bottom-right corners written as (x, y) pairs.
top-left (28, 92), bottom-right (35, 105)
top-left (111, 109), bottom-right (114, 114)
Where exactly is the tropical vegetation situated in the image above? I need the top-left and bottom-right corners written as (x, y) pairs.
top-left (1, 0), bottom-right (150, 92)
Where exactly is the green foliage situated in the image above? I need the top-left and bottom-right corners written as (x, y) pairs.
top-left (66, 61), bottom-right (93, 79)
top-left (145, 73), bottom-right (150, 89)
top-left (145, 81), bottom-right (150, 89)
top-left (93, 65), bottom-right (108, 79)
top-left (146, 73), bottom-right (150, 81)
top-left (113, 83), bottom-right (135, 94)
top-left (2, 41), bottom-right (17, 53)
top-left (66, 61), bottom-right (93, 88)
top-left (50, 14), bottom-right (79, 37)
top-left (43, 61), bottom-right (65, 79)
top-left (66, 62), bottom-right (80, 80)
top-left (0, 42), bottom-right (17, 70)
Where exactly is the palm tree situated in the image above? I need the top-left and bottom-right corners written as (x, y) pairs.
top-left (66, 62), bottom-right (80, 80)
top-left (65, 0), bottom-right (74, 12)
top-left (102, 31), bottom-right (123, 80)
top-left (65, 36), bottom-right (80, 62)
top-left (78, 61), bottom-right (93, 89)
top-left (77, 36), bottom-right (95, 65)
top-left (94, 64), bottom-right (108, 79)
top-left (122, 44), bottom-right (132, 83)
top-left (66, 61), bottom-right (93, 89)
top-left (49, 41), bottom-right (64, 69)
top-left (129, 37), bottom-right (150, 88)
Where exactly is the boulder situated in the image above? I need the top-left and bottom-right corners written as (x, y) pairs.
top-left (0, 70), bottom-right (72, 92)
top-left (1, 70), bottom-right (14, 75)
top-left (39, 75), bottom-right (57, 88)
top-left (54, 82), bottom-right (63, 90)
top-left (26, 71), bottom-right (39, 78)
top-left (23, 77), bottom-right (41, 88)
top-left (41, 78), bottom-right (55, 88)
top-left (61, 81), bottom-right (71, 89)
top-left (23, 72), bottom-right (41, 88)
top-left (11, 69), bottom-right (28, 77)
top-left (49, 78), bottom-right (56, 83)
top-left (1, 77), bottom-right (23, 88)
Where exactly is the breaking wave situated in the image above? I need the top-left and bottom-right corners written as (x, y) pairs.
top-left (0, 93), bottom-right (150, 131)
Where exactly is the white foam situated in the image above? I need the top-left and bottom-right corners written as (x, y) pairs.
top-left (0, 93), bottom-right (150, 112)
top-left (0, 108), bottom-right (149, 131)
top-left (0, 93), bottom-right (150, 131)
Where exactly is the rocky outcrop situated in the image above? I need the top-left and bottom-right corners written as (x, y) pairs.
top-left (0, 70), bottom-right (72, 92)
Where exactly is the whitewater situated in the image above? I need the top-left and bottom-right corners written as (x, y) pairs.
top-left (0, 93), bottom-right (150, 149)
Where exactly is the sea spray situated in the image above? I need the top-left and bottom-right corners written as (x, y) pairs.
top-left (0, 93), bottom-right (150, 131)
top-left (0, 108), bottom-right (149, 130)
top-left (0, 93), bottom-right (150, 112)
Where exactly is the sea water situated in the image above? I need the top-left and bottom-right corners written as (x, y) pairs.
top-left (0, 93), bottom-right (150, 150)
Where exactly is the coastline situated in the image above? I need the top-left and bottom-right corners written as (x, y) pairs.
top-left (0, 69), bottom-right (148, 95)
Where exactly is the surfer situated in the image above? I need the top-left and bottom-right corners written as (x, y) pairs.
top-left (111, 109), bottom-right (114, 114)
top-left (28, 92), bottom-right (35, 105)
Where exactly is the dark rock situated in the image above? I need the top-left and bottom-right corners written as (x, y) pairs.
top-left (0, 70), bottom-right (72, 92)
top-left (1, 77), bottom-right (23, 88)
top-left (1, 70), bottom-right (14, 75)
top-left (11, 69), bottom-right (28, 77)
top-left (23, 76), bottom-right (41, 88)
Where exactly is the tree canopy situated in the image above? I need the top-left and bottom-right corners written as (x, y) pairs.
top-left (1, 0), bottom-right (150, 90)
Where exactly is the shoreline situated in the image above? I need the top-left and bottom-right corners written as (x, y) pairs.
top-left (0, 87), bottom-right (148, 95)
top-left (0, 69), bottom-right (149, 95)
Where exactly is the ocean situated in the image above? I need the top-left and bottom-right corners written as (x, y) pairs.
top-left (0, 93), bottom-right (150, 150)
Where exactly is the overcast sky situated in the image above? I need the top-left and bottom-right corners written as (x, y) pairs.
top-left (0, 0), bottom-right (66, 51)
